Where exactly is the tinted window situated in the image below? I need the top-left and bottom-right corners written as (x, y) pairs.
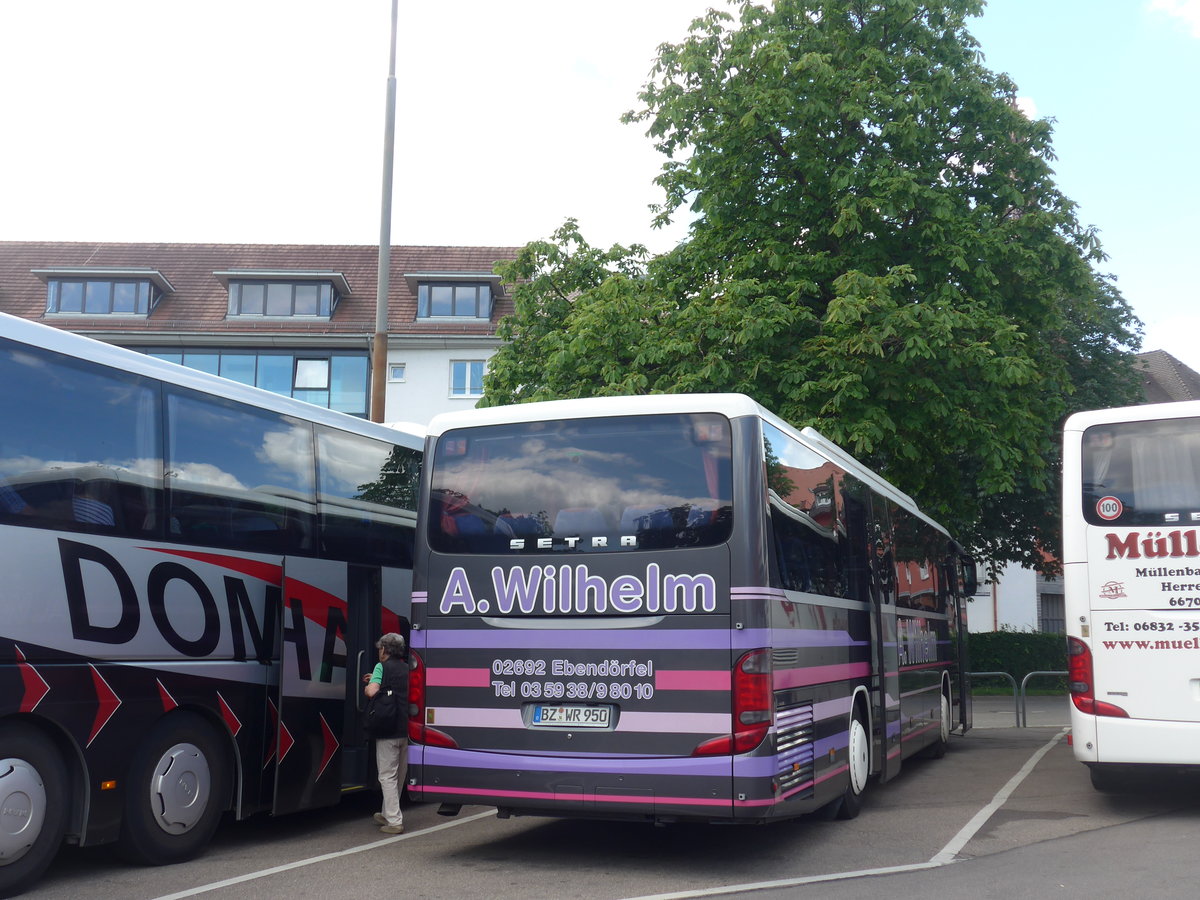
top-left (763, 421), bottom-right (849, 597)
top-left (166, 389), bottom-right (316, 553)
top-left (0, 338), bottom-right (160, 537)
top-left (1082, 418), bottom-right (1200, 526)
top-left (428, 413), bottom-right (733, 554)
top-left (317, 428), bottom-right (419, 566)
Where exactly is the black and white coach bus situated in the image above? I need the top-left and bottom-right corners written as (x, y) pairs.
top-left (0, 313), bottom-right (422, 896)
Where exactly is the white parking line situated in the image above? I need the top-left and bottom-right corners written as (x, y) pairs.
top-left (619, 728), bottom-right (1069, 900)
top-left (150, 810), bottom-right (497, 900)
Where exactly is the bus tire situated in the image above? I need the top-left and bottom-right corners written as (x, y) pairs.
top-left (922, 689), bottom-right (951, 760)
top-left (827, 708), bottom-right (870, 821)
top-left (117, 712), bottom-right (229, 866)
top-left (0, 722), bottom-right (69, 899)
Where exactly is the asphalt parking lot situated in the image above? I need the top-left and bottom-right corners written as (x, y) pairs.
top-left (29, 690), bottom-right (1200, 900)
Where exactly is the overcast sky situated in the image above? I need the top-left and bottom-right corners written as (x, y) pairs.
top-left (1, 0), bottom-right (1197, 375)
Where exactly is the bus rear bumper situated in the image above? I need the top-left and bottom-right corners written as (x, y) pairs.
top-left (1072, 711), bottom-right (1200, 765)
top-left (408, 746), bottom-right (819, 823)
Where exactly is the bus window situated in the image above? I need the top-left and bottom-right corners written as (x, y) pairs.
top-left (166, 388), bottom-right (316, 553)
top-left (316, 427), bottom-right (419, 566)
top-left (427, 413), bottom-right (733, 554)
top-left (0, 342), bottom-right (160, 537)
top-left (1082, 418), bottom-right (1200, 525)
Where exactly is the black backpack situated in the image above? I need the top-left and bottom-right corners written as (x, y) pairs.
top-left (365, 657), bottom-right (408, 738)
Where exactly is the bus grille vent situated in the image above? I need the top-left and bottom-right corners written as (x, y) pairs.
top-left (775, 702), bottom-right (815, 794)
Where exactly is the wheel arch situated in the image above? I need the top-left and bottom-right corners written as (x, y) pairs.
top-left (4, 712), bottom-right (89, 842)
top-left (848, 685), bottom-right (873, 772)
top-left (158, 704), bottom-right (240, 816)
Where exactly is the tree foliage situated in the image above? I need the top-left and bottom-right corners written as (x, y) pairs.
top-left (483, 0), bottom-right (1142, 567)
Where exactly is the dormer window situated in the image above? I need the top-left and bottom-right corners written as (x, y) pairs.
top-left (216, 270), bottom-right (350, 319)
top-left (405, 272), bottom-right (502, 321)
top-left (35, 268), bottom-right (171, 317)
top-left (417, 283), bottom-right (492, 319)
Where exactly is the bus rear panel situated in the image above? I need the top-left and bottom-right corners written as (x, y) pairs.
top-left (1065, 403), bottom-right (1200, 777)
top-left (408, 396), bottom-right (970, 823)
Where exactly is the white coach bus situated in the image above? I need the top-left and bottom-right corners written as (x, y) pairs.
top-left (1064, 400), bottom-right (1200, 789)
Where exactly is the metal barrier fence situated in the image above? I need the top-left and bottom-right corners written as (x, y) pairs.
top-left (968, 670), bottom-right (1067, 727)
top-left (968, 671), bottom-right (1018, 726)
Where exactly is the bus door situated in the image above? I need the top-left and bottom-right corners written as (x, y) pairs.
top-left (341, 564), bottom-right (384, 789)
top-left (272, 556), bottom-right (357, 815)
top-left (869, 502), bottom-right (901, 784)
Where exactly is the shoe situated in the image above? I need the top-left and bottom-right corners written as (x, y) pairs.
top-left (373, 813), bottom-right (387, 825)
top-left (380, 824), bottom-right (404, 834)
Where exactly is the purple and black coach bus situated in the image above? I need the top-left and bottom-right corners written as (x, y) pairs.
top-left (0, 314), bottom-right (422, 896)
top-left (406, 394), bottom-right (976, 825)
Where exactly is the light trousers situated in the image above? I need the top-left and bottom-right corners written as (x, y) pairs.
top-left (375, 736), bottom-right (410, 826)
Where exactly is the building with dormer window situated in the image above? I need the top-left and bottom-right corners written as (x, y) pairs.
top-left (0, 241), bottom-right (519, 424)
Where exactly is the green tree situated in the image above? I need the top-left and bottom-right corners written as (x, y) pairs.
top-left (484, 0), bottom-right (1141, 566)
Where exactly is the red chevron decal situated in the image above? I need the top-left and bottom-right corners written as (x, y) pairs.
top-left (87, 665), bottom-right (121, 747)
top-left (157, 678), bottom-right (179, 711)
top-left (316, 713), bottom-right (339, 780)
top-left (14, 646), bottom-right (49, 713)
top-left (278, 716), bottom-right (295, 763)
top-left (218, 692), bottom-right (242, 737)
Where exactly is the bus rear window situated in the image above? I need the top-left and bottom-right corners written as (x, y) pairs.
top-left (428, 413), bottom-right (733, 553)
top-left (1082, 418), bottom-right (1200, 526)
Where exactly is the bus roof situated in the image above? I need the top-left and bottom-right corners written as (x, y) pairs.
top-left (425, 393), bottom-right (766, 434)
top-left (0, 311), bottom-right (424, 449)
top-left (428, 393), bottom-right (946, 537)
top-left (1065, 399), bottom-right (1200, 433)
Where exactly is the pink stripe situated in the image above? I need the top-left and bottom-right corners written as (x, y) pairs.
top-left (427, 668), bottom-right (493, 688)
top-left (902, 722), bottom-right (939, 742)
top-left (655, 670), bottom-right (731, 691)
top-left (774, 662), bottom-right (870, 689)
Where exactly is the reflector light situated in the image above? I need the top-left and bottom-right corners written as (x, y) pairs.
top-left (693, 648), bottom-right (773, 756)
top-left (1067, 636), bottom-right (1129, 718)
top-left (408, 650), bottom-right (458, 748)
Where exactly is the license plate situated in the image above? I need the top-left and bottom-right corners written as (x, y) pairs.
top-left (531, 704), bottom-right (611, 728)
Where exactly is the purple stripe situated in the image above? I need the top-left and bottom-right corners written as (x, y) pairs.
top-left (423, 629), bottom-right (733, 650)
top-left (775, 662), bottom-right (870, 689)
top-left (421, 626), bottom-right (864, 652)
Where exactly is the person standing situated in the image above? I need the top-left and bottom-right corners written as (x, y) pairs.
top-left (363, 632), bottom-right (409, 834)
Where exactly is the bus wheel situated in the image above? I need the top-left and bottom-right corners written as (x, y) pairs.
top-left (827, 709), bottom-right (870, 821)
top-left (922, 690), bottom-right (951, 759)
top-left (0, 722), bottom-right (69, 899)
top-left (118, 712), bottom-right (228, 866)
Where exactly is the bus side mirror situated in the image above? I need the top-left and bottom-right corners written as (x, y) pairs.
top-left (959, 556), bottom-right (978, 597)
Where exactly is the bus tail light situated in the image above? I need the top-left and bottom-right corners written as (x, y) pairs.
top-left (693, 648), bottom-right (773, 756)
top-left (407, 650), bottom-right (458, 748)
top-left (1067, 636), bottom-right (1128, 718)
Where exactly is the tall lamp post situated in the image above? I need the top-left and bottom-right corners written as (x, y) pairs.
top-left (370, 0), bottom-right (399, 423)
